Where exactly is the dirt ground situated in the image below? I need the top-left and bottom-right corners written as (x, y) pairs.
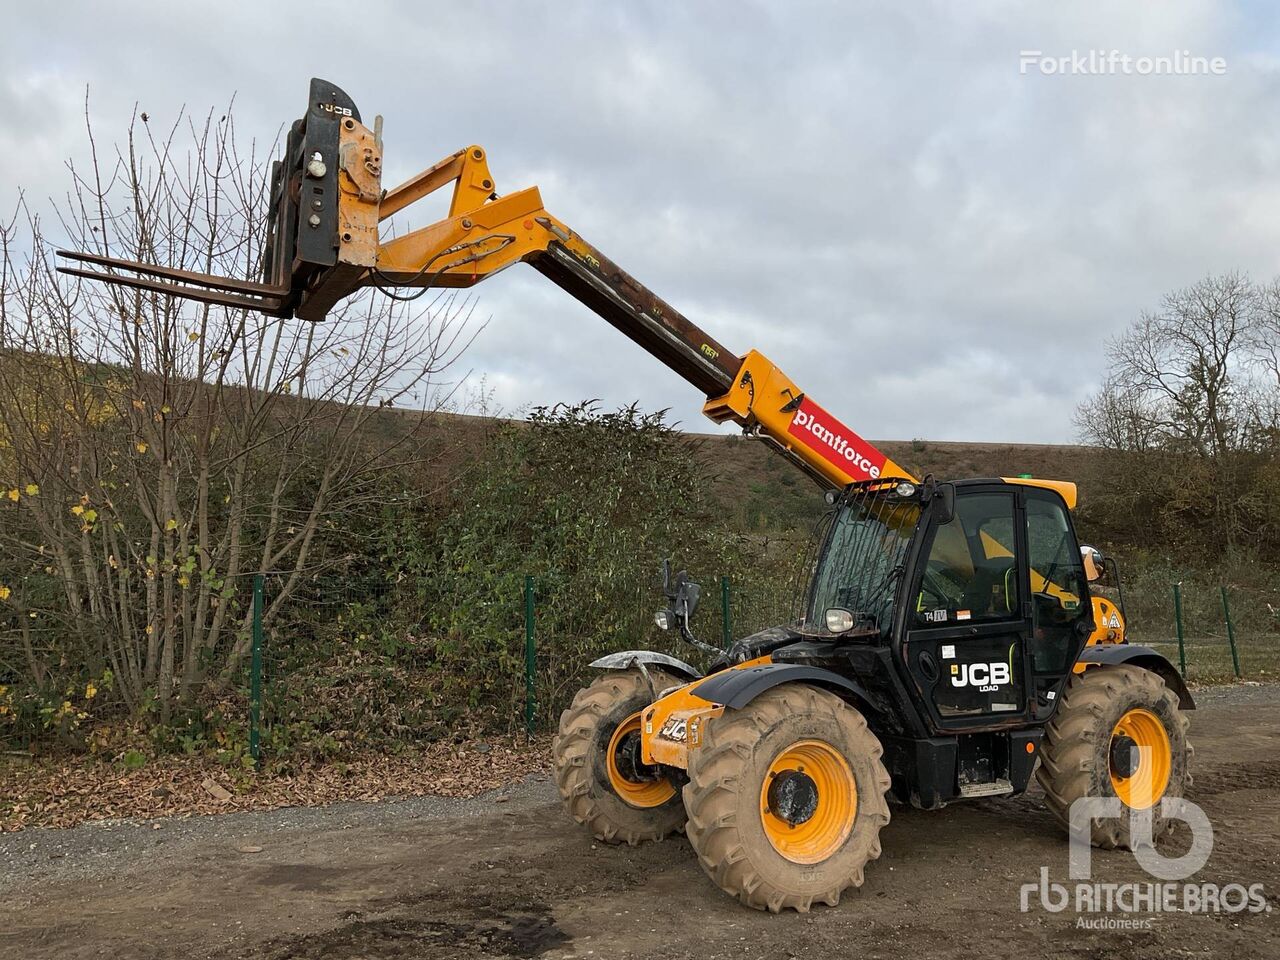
top-left (1, 685), bottom-right (1277, 960)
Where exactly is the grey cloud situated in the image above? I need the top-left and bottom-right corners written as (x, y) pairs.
top-left (2, 1), bottom-right (1273, 442)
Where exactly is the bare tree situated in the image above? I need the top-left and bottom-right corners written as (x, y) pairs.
top-left (1245, 278), bottom-right (1280, 441)
top-left (1111, 274), bottom-right (1252, 456)
top-left (0, 102), bottom-right (476, 723)
top-left (1077, 273), bottom-right (1277, 555)
top-left (1075, 374), bottom-right (1165, 453)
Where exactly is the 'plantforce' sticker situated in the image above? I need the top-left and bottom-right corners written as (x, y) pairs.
top-left (786, 397), bottom-right (888, 482)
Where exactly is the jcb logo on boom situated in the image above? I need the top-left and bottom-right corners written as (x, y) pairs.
top-left (951, 661), bottom-right (1011, 691)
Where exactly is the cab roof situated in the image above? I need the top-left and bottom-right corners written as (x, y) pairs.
top-left (952, 476), bottom-right (1078, 510)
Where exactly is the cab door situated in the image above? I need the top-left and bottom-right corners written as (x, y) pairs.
top-left (1022, 488), bottom-right (1093, 720)
top-left (902, 487), bottom-right (1032, 731)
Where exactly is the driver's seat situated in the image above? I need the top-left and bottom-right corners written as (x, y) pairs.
top-left (961, 557), bottom-right (1016, 615)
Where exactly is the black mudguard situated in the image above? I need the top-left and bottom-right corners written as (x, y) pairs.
top-left (694, 662), bottom-right (878, 715)
top-left (1076, 644), bottom-right (1195, 709)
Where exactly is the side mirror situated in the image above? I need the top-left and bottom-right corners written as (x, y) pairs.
top-left (679, 576), bottom-right (702, 619)
top-left (1080, 545), bottom-right (1105, 583)
top-left (655, 560), bottom-right (719, 656)
top-left (657, 561), bottom-right (702, 621)
top-left (934, 483), bottom-right (956, 525)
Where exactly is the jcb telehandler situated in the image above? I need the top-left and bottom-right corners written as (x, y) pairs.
top-left (59, 80), bottom-right (1193, 913)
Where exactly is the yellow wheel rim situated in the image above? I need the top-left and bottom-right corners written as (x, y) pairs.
top-left (605, 713), bottom-right (676, 808)
top-left (1109, 708), bottom-right (1172, 810)
top-left (759, 739), bottom-right (857, 864)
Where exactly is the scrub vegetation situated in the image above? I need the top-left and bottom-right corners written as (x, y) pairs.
top-left (1, 115), bottom-right (1276, 768)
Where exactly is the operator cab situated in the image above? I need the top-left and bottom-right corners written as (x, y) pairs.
top-left (806, 477), bottom-right (1094, 735)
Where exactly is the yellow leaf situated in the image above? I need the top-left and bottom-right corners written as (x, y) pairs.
top-left (24, 484), bottom-right (38, 496)
top-left (85, 681), bottom-right (97, 700)
top-left (187, 331), bottom-right (200, 343)
top-left (5, 489), bottom-right (17, 502)
top-left (0, 585), bottom-right (10, 601)
top-left (83, 508), bottom-right (98, 523)
top-left (135, 442), bottom-right (148, 454)
top-left (146, 624), bottom-right (154, 635)
top-left (177, 575), bottom-right (190, 588)
top-left (70, 505), bottom-right (84, 516)
top-left (165, 518), bottom-right (178, 531)
top-left (160, 405), bottom-right (172, 415)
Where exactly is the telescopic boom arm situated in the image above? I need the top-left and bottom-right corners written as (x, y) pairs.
top-left (55, 79), bottom-right (911, 490)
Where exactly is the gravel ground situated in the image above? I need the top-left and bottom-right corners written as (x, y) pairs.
top-left (1, 682), bottom-right (1277, 959)
top-left (0, 775), bottom-right (551, 897)
top-left (1186, 680), bottom-right (1280, 706)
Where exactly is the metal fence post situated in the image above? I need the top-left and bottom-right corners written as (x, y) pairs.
top-left (1220, 586), bottom-right (1242, 680)
top-left (721, 576), bottom-right (732, 649)
top-left (524, 575), bottom-right (536, 736)
top-left (250, 573), bottom-right (263, 766)
top-left (1173, 582), bottom-right (1187, 678)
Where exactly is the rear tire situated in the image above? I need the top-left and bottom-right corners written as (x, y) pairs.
top-left (553, 668), bottom-right (686, 845)
top-left (683, 685), bottom-right (891, 913)
top-left (1036, 664), bottom-right (1191, 849)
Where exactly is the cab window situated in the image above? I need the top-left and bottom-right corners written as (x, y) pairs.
top-left (1026, 494), bottom-right (1086, 610)
top-left (1025, 490), bottom-right (1088, 672)
top-left (915, 492), bottom-right (1019, 624)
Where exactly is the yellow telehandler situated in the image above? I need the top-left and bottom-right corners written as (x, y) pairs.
top-left (59, 79), bottom-right (1192, 913)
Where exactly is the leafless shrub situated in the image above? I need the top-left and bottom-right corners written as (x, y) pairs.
top-left (0, 101), bottom-right (477, 722)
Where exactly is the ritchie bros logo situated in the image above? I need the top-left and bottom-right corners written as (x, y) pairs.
top-left (787, 398), bottom-right (887, 481)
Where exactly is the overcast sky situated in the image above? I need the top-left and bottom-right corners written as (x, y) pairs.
top-left (5, 1), bottom-right (1280, 442)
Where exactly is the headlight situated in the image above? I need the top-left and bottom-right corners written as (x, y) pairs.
top-left (894, 481), bottom-right (917, 498)
top-left (825, 608), bottom-right (855, 633)
top-left (654, 609), bottom-right (674, 631)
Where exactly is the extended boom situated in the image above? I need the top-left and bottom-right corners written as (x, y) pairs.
top-left (57, 79), bottom-right (918, 492)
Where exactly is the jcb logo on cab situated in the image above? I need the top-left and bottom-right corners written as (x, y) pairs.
top-left (951, 661), bottom-right (1011, 690)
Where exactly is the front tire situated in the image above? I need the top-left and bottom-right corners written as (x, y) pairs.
top-left (1036, 664), bottom-right (1191, 849)
top-left (553, 668), bottom-right (686, 845)
top-left (683, 685), bottom-right (891, 913)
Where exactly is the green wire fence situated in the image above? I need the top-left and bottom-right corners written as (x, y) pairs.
top-left (236, 570), bottom-right (1275, 767)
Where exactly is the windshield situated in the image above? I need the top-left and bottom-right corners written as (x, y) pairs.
top-left (807, 487), bottom-right (923, 635)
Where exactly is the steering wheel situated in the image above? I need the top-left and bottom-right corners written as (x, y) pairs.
top-left (919, 572), bottom-right (951, 607)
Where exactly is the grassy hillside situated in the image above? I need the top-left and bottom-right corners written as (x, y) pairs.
top-left (685, 431), bottom-right (1103, 534)
top-left (404, 409), bottom-right (1105, 537)
top-left (407, 410), bottom-right (1105, 535)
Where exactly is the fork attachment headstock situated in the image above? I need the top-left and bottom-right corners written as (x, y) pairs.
top-left (57, 78), bottom-right (383, 321)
